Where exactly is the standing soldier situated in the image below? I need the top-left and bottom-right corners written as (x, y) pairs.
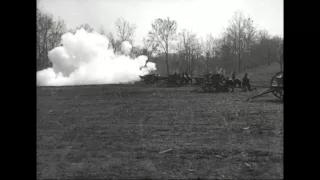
top-left (182, 72), bottom-right (187, 84)
top-left (242, 73), bottom-right (257, 92)
top-left (185, 72), bottom-right (192, 84)
top-left (232, 72), bottom-right (236, 80)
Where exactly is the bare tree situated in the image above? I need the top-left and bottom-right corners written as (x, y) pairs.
top-left (243, 17), bottom-right (257, 68)
top-left (106, 32), bottom-right (115, 50)
top-left (256, 29), bottom-right (272, 65)
top-left (189, 38), bottom-right (202, 75)
top-left (37, 9), bottom-right (66, 71)
top-left (76, 23), bottom-right (94, 32)
top-left (115, 18), bottom-right (137, 44)
top-left (48, 18), bottom-right (66, 50)
top-left (137, 37), bottom-right (159, 67)
top-left (226, 10), bottom-right (248, 73)
top-left (277, 40), bottom-right (283, 71)
top-left (178, 29), bottom-right (197, 74)
top-left (37, 10), bottom-right (48, 70)
top-left (215, 36), bottom-right (234, 74)
top-left (131, 45), bottom-right (143, 58)
top-left (37, 11), bottom-right (54, 69)
top-left (142, 37), bottom-right (159, 58)
top-left (257, 29), bottom-right (270, 44)
top-left (201, 34), bottom-right (216, 74)
top-left (147, 17), bottom-right (177, 75)
top-left (243, 18), bottom-right (256, 50)
top-left (106, 32), bottom-right (122, 53)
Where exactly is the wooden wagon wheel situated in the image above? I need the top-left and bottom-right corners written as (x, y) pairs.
top-left (270, 71), bottom-right (283, 99)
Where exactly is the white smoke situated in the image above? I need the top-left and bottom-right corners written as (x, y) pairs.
top-left (36, 29), bottom-right (156, 86)
top-left (120, 41), bottom-right (132, 55)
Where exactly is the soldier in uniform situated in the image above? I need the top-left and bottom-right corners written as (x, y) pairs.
top-left (178, 72), bottom-right (183, 85)
top-left (225, 77), bottom-right (235, 92)
top-left (185, 72), bottom-right (192, 84)
top-left (174, 72), bottom-right (180, 84)
top-left (231, 72), bottom-right (242, 88)
top-left (242, 73), bottom-right (257, 91)
top-left (232, 72), bottom-right (236, 80)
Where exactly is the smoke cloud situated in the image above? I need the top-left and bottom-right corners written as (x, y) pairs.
top-left (120, 41), bottom-right (132, 55)
top-left (37, 29), bottom-right (156, 86)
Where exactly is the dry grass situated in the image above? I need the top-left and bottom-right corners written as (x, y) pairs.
top-left (37, 84), bottom-right (283, 179)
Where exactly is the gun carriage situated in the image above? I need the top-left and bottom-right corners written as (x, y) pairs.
top-left (247, 71), bottom-right (283, 101)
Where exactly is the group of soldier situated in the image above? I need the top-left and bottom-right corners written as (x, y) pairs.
top-left (225, 72), bottom-right (257, 92)
top-left (147, 69), bottom-right (257, 92)
top-left (168, 69), bottom-right (257, 92)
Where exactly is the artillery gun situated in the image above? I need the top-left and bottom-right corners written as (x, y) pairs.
top-left (192, 76), bottom-right (204, 85)
top-left (200, 73), bottom-right (229, 92)
top-left (246, 71), bottom-right (283, 101)
top-left (247, 39), bottom-right (283, 100)
top-left (139, 74), bottom-right (187, 87)
top-left (139, 74), bottom-right (158, 84)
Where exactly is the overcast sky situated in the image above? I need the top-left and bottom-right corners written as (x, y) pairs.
top-left (38, 0), bottom-right (283, 46)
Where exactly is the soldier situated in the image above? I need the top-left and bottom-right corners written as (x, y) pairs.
top-left (225, 77), bottom-right (235, 92)
top-left (176, 72), bottom-right (182, 85)
top-left (180, 72), bottom-right (184, 84)
top-left (232, 72), bottom-right (236, 80)
top-left (242, 73), bottom-right (257, 92)
top-left (233, 78), bottom-right (242, 88)
top-left (231, 72), bottom-right (242, 88)
top-left (185, 72), bottom-right (191, 84)
top-left (175, 72), bottom-right (180, 84)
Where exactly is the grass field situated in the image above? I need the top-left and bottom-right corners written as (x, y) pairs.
top-left (238, 62), bottom-right (283, 86)
top-left (37, 81), bottom-right (283, 179)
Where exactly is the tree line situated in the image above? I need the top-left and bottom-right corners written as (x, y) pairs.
top-left (37, 9), bottom-right (283, 75)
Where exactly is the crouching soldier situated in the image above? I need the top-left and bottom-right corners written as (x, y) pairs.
top-left (242, 73), bottom-right (257, 92)
top-left (231, 72), bottom-right (242, 88)
top-left (225, 77), bottom-right (235, 92)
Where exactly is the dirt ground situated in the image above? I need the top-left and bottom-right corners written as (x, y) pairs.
top-left (37, 84), bottom-right (283, 179)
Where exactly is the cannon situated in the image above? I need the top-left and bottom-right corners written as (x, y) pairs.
top-left (200, 73), bottom-right (229, 92)
top-left (246, 71), bottom-right (283, 101)
top-left (139, 74), bottom-right (158, 84)
top-left (192, 76), bottom-right (204, 85)
top-left (166, 74), bottom-right (189, 86)
top-left (140, 72), bottom-right (196, 87)
top-left (139, 74), bottom-right (186, 87)
top-left (139, 74), bottom-right (169, 84)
